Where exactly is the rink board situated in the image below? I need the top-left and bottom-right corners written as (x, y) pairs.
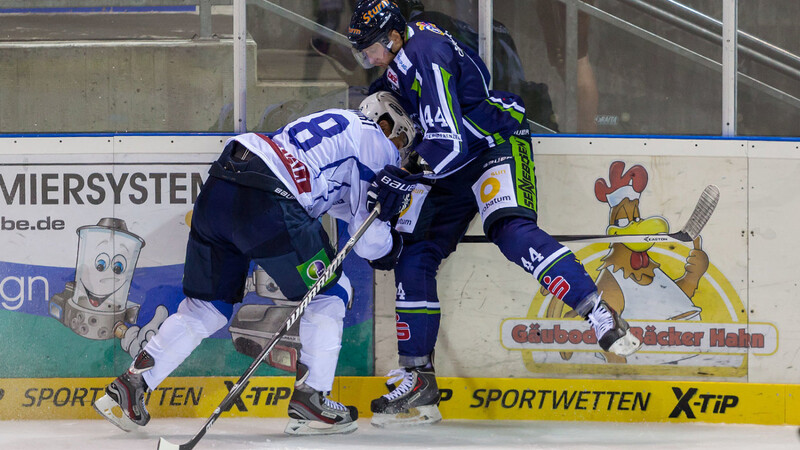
top-left (376, 136), bottom-right (800, 385)
top-left (0, 134), bottom-right (375, 380)
top-left (2, 135), bottom-right (800, 426)
top-left (0, 376), bottom-right (798, 426)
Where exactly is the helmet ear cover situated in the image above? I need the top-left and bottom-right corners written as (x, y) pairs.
top-left (359, 91), bottom-right (417, 150)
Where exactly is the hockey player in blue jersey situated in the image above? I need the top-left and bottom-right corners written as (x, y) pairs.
top-left (93, 93), bottom-right (417, 436)
top-left (348, 0), bottom-right (642, 427)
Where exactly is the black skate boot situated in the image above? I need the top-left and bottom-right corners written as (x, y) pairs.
top-left (93, 350), bottom-right (154, 432)
top-left (284, 362), bottom-right (358, 435)
top-left (370, 366), bottom-right (442, 428)
top-left (586, 300), bottom-right (642, 356)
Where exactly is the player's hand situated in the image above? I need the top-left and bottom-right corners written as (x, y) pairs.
top-left (367, 165), bottom-right (421, 221)
top-left (369, 228), bottom-right (403, 271)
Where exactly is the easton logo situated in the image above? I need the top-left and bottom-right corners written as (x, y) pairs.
top-left (668, 387), bottom-right (739, 418)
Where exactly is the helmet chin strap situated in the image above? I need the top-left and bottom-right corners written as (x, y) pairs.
top-left (387, 31), bottom-right (403, 56)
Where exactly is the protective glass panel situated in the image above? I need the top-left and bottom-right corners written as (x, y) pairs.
top-left (734, 0), bottom-right (800, 137)
top-left (0, 3), bottom-right (234, 133)
top-left (497, 0), bottom-right (719, 134)
top-left (246, 0), bottom-right (479, 130)
top-left (245, 0), bottom-right (353, 131)
top-left (495, 0), bottom-right (799, 136)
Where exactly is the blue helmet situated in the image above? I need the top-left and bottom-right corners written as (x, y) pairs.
top-left (348, 0), bottom-right (407, 51)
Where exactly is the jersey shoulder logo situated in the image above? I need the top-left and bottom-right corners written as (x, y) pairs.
top-left (414, 21), bottom-right (444, 35)
top-left (387, 67), bottom-right (400, 91)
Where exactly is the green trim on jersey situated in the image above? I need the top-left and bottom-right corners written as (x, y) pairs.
top-left (486, 98), bottom-right (525, 123)
top-left (439, 67), bottom-right (460, 135)
top-left (412, 78), bottom-right (422, 97)
top-left (537, 251), bottom-right (575, 285)
top-left (464, 116), bottom-right (506, 146)
top-left (511, 135), bottom-right (537, 212)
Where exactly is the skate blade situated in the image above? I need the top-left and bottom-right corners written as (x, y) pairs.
top-left (370, 405), bottom-right (442, 428)
top-left (284, 418), bottom-right (358, 435)
top-left (93, 394), bottom-right (139, 432)
top-left (608, 330), bottom-right (643, 357)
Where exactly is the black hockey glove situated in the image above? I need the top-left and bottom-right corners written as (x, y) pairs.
top-left (368, 228), bottom-right (403, 271)
top-left (366, 165), bottom-right (421, 222)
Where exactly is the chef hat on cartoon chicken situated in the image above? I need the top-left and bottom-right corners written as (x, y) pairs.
top-left (595, 161), bottom-right (649, 208)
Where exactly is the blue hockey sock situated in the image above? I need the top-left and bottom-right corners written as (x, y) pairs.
top-left (488, 216), bottom-right (597, 311)
top-left (393, 241), bottom-right (443, 363)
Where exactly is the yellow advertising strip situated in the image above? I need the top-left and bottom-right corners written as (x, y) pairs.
top-left (786, 384), bottom-right (800, 425)
top-left (0, 377), bottom-right (796, 426)
top-left (0, 377), bottom-right (296, 421)
top-left (420, 378), bottom-right (788, 425)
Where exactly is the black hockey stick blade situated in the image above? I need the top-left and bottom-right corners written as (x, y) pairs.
top-left (157, 206), bottom-right (382, 450)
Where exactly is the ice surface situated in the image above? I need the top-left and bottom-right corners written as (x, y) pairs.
top-left (0, 418), bottom-right (797, 449)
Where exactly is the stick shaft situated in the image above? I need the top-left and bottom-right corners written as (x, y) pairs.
top-left (159, 207), bottom-right (381, 450)
top-left (460, 185), bottom-right (720, 245)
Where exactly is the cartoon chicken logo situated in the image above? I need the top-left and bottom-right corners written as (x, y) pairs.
top-left (593, 161), bottom-right (708, 325)
top-left (505, 161), bottom-right (776, 374)
top-left (544, 161), bottom-right (710, 364)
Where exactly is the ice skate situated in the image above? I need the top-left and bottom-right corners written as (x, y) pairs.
top-left (284, 362), bottom-right (358, 435)
top-left (93, 350), bottom-right (154, 432)
top-left (587, 300), bottom-right (642, 356)
top-left (370, 366), bottom-right (442, 428)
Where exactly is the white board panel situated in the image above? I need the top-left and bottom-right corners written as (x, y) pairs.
top-left (376, 137), bottom-right (780, 383)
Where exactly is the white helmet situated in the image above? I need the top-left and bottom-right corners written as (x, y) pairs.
top-left (359, 91), bottom-right (416, 150)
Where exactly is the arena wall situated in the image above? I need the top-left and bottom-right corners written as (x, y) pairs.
top-left (1, 134), bottom-right (798, 425)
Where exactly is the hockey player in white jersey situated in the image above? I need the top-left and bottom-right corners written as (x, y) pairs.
top-left (93, 93), bottom-right (417, 436)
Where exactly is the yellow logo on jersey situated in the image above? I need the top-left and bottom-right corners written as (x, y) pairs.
top-left (480, 177), bottom-right (501, 203)
top-left (415, 21), bottom-right (445, 35)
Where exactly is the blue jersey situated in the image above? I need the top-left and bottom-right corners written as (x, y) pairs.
top-left (370, 21), bottom-right (526, 177)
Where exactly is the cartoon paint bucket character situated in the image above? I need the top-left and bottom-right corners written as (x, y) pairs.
top-left (227, 215), bottom-right (339, 371)
top-left (228, 267), bottom-right (301, 371)
top-left (48, 218), bottom-right (145, 340)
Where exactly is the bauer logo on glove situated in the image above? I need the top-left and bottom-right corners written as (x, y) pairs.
top-left (379, 174), bottom-right (417, 193)
top-left (367, 165), bottom-right (423, 221)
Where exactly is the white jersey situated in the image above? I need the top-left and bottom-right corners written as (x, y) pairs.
top-left (226, 109), bottom-right (399, 261)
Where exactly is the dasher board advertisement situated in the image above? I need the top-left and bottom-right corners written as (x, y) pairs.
top-left (0, 135), bottom-right (374, 380)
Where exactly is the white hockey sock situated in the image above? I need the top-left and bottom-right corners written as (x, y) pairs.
top-left (142, 297), bottom-right (228, 389)
top-left (298, 277), bottom-right (350, 392)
